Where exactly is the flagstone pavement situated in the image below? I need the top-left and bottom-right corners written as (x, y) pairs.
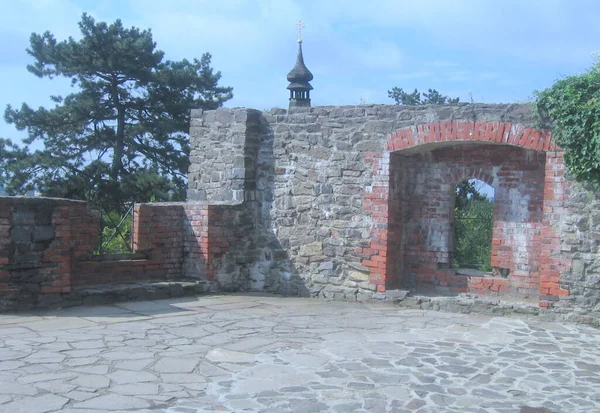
top-left (0, 293), bottom-right (599, 413)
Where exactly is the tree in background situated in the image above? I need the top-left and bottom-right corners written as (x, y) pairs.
top-left (1, 13), bottom-right (233, 211)
top-left (455, 180), bottom-right (488, 210)
top-left (388, 87), bottom-right (460, 105)
top-left (453, 180), bottom-right (494, 270)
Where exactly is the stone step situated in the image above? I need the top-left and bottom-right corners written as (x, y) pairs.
top-left (395, 293), bottom-right (600, 327)
top-left (68, 279), bottom-right (220, 307)
top-left (1, 279), bottom-right (220, 312)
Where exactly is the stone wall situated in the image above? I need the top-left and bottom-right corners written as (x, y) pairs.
top-left (555, 183), bottom-right (600, 316)
top-left (187, 109), bottom-right (262, 203)
top-left (188, 103), bottom-right (600, 314)
top-left (188, 108), bottom-right (302, 295)
top-left (0, 197), bottom-right (89, 304)
top-left (183, 202), bottom-right (259, 291)
top-left (0, 198), bottom-right (244, 310)
top-left (3, 102), bottom-right (598, 315)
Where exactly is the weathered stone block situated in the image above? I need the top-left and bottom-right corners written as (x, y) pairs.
top-left (10, 226), bottom-right (31, 243)
top-left (33, 226), bottom-right (54, 242)
top-left (299, 242), bottom-right (322, 257)
top-left (12, 211), bottom-right (34, 225)
top-left (348, 271), bottom-right (369, 282)
top-left (314, 183), bottom-right (333, 195)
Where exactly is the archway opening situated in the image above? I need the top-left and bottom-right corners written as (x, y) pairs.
top-left (452, 179), bottom-right (495, 272)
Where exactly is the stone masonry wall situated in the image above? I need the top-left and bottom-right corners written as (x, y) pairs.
top-left (554, 183), bottom-right (600, 315)
top-left (187, 109), bottom-right (262, 203)
top-left (187, 108), bottom-right (299, 295)
top-left (2, 103), bottom-right (597, 314)
top-left (183, 202), bottom-right (258, 291)
top-left (189, 103), bottom-right (599, 313)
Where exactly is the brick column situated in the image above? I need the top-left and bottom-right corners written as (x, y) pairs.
top-left (539, 150), bottom-right (570, 306)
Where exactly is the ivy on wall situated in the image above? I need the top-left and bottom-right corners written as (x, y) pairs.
top-left (535, 63), bottom-right (600, 188)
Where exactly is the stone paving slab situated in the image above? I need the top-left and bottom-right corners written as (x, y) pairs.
top-left (0, 293), bottom-right (599, 412)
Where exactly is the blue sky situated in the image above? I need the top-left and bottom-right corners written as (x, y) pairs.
top-left (1, 0), bottom-right (600, 142)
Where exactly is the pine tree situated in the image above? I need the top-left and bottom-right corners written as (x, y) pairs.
top-left (2, 13), bottom-right (233, 211)
top-left (388, 87), bottom-right (459, 105)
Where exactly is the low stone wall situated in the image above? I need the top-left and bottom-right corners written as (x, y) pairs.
top-left (0, 198), bottom-right (248, 310)
top-left (0, 197), bottom-right (87, 304)
top-left (395, 293), bottom-right (600, 327)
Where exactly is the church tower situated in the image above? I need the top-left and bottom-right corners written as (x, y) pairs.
top-left (287, 21), bottom-right (313, 108)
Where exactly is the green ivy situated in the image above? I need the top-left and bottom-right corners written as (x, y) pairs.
top-left (535, 64), bottom-right (600, 188)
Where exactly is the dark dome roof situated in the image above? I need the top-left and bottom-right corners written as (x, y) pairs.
top-left (287, 42), bottom-right (313, 83)
top-left (287, 81), bottom-right (313, 91)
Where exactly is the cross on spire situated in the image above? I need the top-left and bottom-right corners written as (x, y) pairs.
top-left (287, 19), bottom-right (313, 109)
top-left (297, 20), bottom-right (304, 43)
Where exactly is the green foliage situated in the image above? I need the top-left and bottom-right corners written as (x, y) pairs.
top-left (453, 181), bottom-right (494, 269)
top-left (535, 63), bottom-right (600, 187)
top-left (455, 180), bottom-right (488, 210)
top-left (388, 87), bottom-right (460, 105)
top-left (99, 211), bottom-right (132, 254)
top-left (1, 13), bottom-right (233, 212)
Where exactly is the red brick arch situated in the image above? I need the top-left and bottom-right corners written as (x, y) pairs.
top-left (362, 120), bottom-right (569, 305)
top-left (386, 121), bottom-right (555, 153)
